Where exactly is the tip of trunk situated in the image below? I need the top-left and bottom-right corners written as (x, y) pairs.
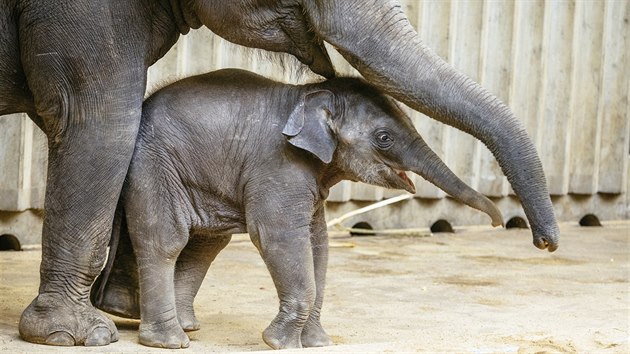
top-left (482, 197), bottom-right (504, 228)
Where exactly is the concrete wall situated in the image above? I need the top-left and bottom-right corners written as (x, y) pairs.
top-left (1, 0), bottom-right (629, 244)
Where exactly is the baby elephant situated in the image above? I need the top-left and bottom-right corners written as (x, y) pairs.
top-left (97, 69), bottom-right (503, 349)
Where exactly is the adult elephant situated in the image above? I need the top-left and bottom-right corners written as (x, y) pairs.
top-left (0, 0), bottom-right (559, 347)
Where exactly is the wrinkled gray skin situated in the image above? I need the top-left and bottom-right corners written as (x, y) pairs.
top-left (0, 0), bottom-right (558, 347)
top-left (108, 69), bottom-right (503, 349)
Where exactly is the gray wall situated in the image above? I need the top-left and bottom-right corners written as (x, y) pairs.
top-left (1, 0), bottom-right (629, 242)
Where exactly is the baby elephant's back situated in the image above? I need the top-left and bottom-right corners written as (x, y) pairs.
top-left (135, 69), bottom-right (292, 203)
top-left (139, 69), bottom-right (289, 160)
top-left (143, 69), bottom-right (281, 130)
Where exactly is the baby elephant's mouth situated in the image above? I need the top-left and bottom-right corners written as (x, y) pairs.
top-left (392, 168), bottom-right (416, 194)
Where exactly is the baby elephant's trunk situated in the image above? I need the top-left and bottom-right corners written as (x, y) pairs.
top-left (408, 137), bottom-right (504, 227)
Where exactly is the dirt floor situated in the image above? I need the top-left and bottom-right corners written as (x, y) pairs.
top-left (0, 222), bottom-right (628, 353)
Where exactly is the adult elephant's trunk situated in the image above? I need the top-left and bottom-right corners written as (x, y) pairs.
top-left (305, 0), bottom-right (559, 251)
top-left (408, 137), bottom-right (504, 228)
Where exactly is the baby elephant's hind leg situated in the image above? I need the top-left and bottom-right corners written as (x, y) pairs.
top-left (175, 235), bottom-right (231, 332)
top-left (127, 204), bottom-right (189, 348)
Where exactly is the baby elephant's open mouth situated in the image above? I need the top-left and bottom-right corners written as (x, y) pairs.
top-left (396, 169), bottom-right (414, 188)
top-left (392, 168), bottom-right (416, 194)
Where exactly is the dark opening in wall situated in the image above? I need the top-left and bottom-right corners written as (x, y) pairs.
top-left (506, 216), bottom-right (529, 229)
top-left (430, 219), bottom-right (454, 233)
top-left (350, 222), bottom-right (375, 236)
top-left (579, 214), bottom-right (602, 227)
top-left (0, 234), bottom-right (21, 251)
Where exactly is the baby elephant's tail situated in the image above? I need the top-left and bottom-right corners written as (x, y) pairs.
top-left (90, 201), bottom-right (141, 319)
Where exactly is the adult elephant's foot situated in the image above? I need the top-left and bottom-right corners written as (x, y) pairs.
top-left (19, 293), bottom-right (119, 346)
top-left (91, 214), bottom-right (141, 319)
top-left (91, 271), bottom-right (140, 319)
top-left (301, 321), bottom-right (333, 347)
top-left (139, 319), bottom-right (190, 348)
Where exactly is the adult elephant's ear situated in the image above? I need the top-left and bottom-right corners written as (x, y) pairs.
top-left (282, 90), bottom-right (337, 164)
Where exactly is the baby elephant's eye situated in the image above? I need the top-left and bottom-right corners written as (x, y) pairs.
top-left (374, 130), bottom-right (394, 149)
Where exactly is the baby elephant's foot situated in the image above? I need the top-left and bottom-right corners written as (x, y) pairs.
top-left (178, 311), bottom-right (200, 332)
top-left (262, 307), bottom-right (312, 350)
top-left (139, 319), bottom-right (189, 349)
top-left (262, 324), bottom-right (302, 350)
top-left (301, 321), bottom-right (333, 347)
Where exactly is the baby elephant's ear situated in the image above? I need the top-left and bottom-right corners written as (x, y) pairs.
top-left (282, 90), bottom-right (337, 164)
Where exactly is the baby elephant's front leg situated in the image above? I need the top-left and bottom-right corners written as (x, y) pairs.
top-left (249, 223), bottom-right (316, 349)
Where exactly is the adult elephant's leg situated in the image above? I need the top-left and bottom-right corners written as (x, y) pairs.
top-left (174, 234), bottom-right (231, 332)
top-left (19, 99), bottom-right (142, 346)
top-left (18, 87), bottom-right (143, 345)
top-left (16, 13), bottom-right (146, 342)
top-left (301, 205), bottom-right (332, 347)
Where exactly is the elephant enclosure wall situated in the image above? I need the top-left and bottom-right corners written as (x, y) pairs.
top-left (1, 0), bottom-right (629, 244)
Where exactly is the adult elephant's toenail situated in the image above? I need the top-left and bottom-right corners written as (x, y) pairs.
top-left (45, 331), bottom-right (75, 346)
top-left (110, 327), bottom-right (120, 342)
top-left (85, 327), bottom-right (111, 346)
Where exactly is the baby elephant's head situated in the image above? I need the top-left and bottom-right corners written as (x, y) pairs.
top-left (283, 78), bottom-right (503, 227)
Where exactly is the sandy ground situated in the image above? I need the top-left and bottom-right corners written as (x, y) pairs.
top-left (0, 222), bottom-right (628, 353)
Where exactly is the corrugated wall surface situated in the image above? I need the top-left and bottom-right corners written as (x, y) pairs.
top-left (1, 0), bottom-right (629, 233)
